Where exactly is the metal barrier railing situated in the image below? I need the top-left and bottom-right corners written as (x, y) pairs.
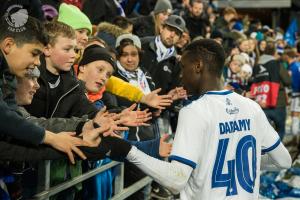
top-left (33, 161), bottom-right (152, 200)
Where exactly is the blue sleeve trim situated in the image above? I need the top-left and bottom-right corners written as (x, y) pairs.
top-left (169, 155), bottom-right (197, 169)
top-left (206, 90), bottom-right (233, 95)
top-left (262, 138), bottom-right (281, 154)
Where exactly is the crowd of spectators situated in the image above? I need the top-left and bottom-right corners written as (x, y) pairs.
top-left (0, 0), bottom-right (300, 199)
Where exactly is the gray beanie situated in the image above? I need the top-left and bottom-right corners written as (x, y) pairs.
top-left (154, 0), bottom-right (172, 15)
top-left (116, 34), bottom-right (141, 49)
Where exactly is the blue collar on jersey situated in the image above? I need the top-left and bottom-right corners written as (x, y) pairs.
top-left (206, 90), bottom-right (233, 95)
top-left (183, 90), bottom-right (233, 106)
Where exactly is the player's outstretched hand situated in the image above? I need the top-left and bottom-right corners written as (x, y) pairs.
top-left (44, 130), bottom-right (91, 164)
top-left (119, 104), bottom-right (152, 127)
top-left (168, 87), bottom-right (187, 101)
top-left (140, 88), bottom-right (173, 109)
top-left (159, 134), bottom-right (172, 157)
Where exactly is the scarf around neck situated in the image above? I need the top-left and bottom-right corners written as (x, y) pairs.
top-left (116, 61), bottom-right (151, 94)
top-left (155, 36), bottom-right (175, 62)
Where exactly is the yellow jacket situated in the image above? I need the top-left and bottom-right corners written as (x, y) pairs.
top-left (106, 76), bottom-right (144, 102)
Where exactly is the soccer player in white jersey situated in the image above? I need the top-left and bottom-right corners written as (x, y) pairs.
top-left (126, 39), bottom-right (292, 199)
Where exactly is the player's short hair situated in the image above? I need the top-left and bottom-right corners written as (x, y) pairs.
top-left (0, 16), bottom-right (48, 47)
top-left (183, 39), bottom-right (226, 77)
top-left (44, 21), bottom-right (75, 46)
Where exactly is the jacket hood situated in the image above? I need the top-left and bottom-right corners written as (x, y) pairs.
top-left (97, 22), bottom-right (125, 38)
top-left (97, 22), bottom-right (127, 47)
top-left (258, 54), bottom-right (275, 65)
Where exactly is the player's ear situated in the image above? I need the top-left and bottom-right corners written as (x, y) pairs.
top-left (194, 61), bottom-right (203, 73)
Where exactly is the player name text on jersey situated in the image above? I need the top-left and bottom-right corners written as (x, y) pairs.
top-left (219, 119), bottom-right (250, 135)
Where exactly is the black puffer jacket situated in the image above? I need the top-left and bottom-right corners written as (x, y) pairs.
top-left (140, 37), bottom-right (181, 95)
top-left (25, 57), bottom-right (98, 119)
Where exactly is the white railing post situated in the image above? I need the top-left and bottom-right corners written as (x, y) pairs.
top-left (33, 161), bottom-right (153, 200)
top-left (37, 160), bottom-right (51, 200)
top-left (114, 163), bottom-right (124, 194)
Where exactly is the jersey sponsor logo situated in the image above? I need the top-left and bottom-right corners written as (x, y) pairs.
top-left (226, 98), bottom-right (232, 106)
top-left (225, 98), bottom-right (239, 115)
top-left (219, 119), bottom-right (250, 135)
top-left (226, 107), bottom-right (239, 115)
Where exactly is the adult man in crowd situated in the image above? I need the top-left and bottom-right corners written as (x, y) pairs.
top-left (140, 15), bottom-right (186, 95)
top-left (183, 0), bottom-right (209, 39)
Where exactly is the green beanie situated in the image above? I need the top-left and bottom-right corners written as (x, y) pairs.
top-left (58, 3), bottom-right (92, 35)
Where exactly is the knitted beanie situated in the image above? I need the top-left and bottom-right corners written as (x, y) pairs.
top-left (153, 0), bottom-right (172, 15)
top-left (115, 34), bottom-right (141, 49)
top-left (79, 45), bottom-right (116, 71)
top-left (58, 3), bottom-right (92, 35)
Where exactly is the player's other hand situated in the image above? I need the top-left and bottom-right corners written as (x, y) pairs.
top-left (168, 87), bottom-right (187, 101)
top-left (159, 134), bottom-right (172, 157)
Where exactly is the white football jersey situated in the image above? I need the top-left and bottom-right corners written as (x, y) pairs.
top-left (169, 90), bottom-right (280, 200)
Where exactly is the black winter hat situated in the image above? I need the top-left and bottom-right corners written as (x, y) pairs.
top-left (79, 45), bottom-right (116, 71)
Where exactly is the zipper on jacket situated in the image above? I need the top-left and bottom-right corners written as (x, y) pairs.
top-left (50, 84), bottom-right (79, 118)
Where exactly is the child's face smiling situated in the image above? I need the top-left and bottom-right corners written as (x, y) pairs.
top-left (16, 76), bottom-right (40, 105)
top-left (3, 39), bottom-right (43, 78)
